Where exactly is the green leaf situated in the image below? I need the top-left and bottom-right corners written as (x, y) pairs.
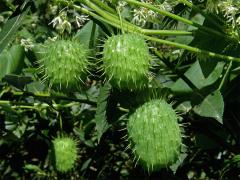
top-left (0, 45), bottom-right (25, 80)
top-left (170, 146), bottom-right (187, 173)
top-left (189, 14), bottom-right (227, 53)
top-left (24, 164), bottom-right (42, 172)
top-left (176, 101), bottom-right (192, 113)
top-left (95, 83), bottom-right (111, 143)
top-left (80, 159), bottom-right (92, 172)
top-left (4, 74), bottom-right (32, 90)
top-left (172, 13), bottom-right (204, 45)
top-left (0, 8), bottom-right (29, 53)
top-left (74, 20), bottom-right (99, 49)
top-left (194, 90), bottom-right (224, 123)
top-left (171, 60), bottom-right (224, 93)
top-left (25, 81), bottom-right (45, 93)
top-left (171, 14), bottom-right (226, 94)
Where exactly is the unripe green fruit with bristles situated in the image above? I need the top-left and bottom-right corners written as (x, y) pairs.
top-left (102, 33), bottom-right (151, 90)
top-left (52, 136), bottom-right (78, 173)
top-left (39, 39), bottom-right (89, 91)
top-left (127, 99), bottom-right (182, 171)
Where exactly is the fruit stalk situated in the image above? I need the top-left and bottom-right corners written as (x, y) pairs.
top-left (144, 35), bottom-right (240, 62)
top-left (69, 0), bottom-right (193, 36)
top-left (12, 91), bottom-right (97, 106)
top-left (59, 0), bottom-right (240, 62)
top-left (91, 0), bottom-right (116, 14)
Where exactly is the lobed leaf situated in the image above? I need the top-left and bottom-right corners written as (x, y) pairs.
top-left (94, 82), bottom-right (111, 143)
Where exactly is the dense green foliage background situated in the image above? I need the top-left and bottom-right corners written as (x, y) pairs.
top-left (1, 0), bottom-right (240, 179)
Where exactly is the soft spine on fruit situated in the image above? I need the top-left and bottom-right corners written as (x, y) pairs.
top-left (102, 33), bottom-right (151, 90)
top-left (127, 99), bottom-right (182, 171)
top-left (38, 39), bottom-right (89, 91)
top-left (52, 136), bottom-right (78, 173)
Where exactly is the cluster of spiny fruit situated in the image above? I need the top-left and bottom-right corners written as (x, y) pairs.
top-left (37, 33), bottom-right (183, 173)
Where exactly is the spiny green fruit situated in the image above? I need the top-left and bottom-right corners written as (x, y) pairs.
top-left (127, 99), bottom-right (182, 172)
top-left (102, 33), bottom-right (151, 90)
top-left (38, 39), bottom-right (89, 91)
top-left (52, 136), bottom-right (78, 173)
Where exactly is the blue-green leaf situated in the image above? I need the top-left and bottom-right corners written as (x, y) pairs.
top-left (193, 90), bottom-right (224, 123)
top-left (171, 60), bottom-right (224, 93)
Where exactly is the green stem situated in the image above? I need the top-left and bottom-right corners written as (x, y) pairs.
top-left (59, 115), bottom-right (63, 132)
top-left (118, 107), bottom-right (130, 113)
top-left (12, 91), bottom-right (97, 106)
top-left (90, 0), bottom-right (116, 14)
top-left (67, 1), bottom-right (193, 36)
top-left (0, 99), bottom-right (82, 110)
top-left (81, 0), bottom-right (193, 36)
top-left (143, 35), bottom-right (240, 62)
top-left (154, 49), bottom-right (198, 91)
top-left (117, 6), bottom-right (124, 33)
top-left (0, 100), bottom-right (44, 110)
top-left (78, 6), bottom-right (126, 31)
top-left (0, 100), bottom-right (33, 106)
top-left (218, 61), bottom-right (232, 91)
top-left (142, 29), bottom-right (193, 36)
top-left (59, 0), bottom-right (240, 62)
top-left (81, 0), bottom-right (140, 32)
top-left (79, 4), bottom-right (240, 62)
top-left (125, 0), bottom-right (232, 41)
top-left (89, 22), bottom-right (97, 48)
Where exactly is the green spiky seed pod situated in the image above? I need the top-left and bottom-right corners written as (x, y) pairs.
top-left (127, 99), bottom-right (182, 171)
top-left (52, 136), bottom-right (78, 173)
top-left (39, 39), bottom-right (89, 91)
top-left (102, 33), bottom-right (151, 90)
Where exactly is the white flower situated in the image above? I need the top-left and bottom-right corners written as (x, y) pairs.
top-left (75, 15), bottom-right (89, 28)
top-left (132, 8), bottom-right (147, 26)
top-left (49, 12), bottom-right (72, 34)
top-left (236, 16), bottom-right (240, 25)
top-left (49, 16), bottom-right (63, 28)
top-left (20, 38), bottom-right (34, 52)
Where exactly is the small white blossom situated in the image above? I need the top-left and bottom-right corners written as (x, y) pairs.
top-left (49, 5), bottom-right (58, 15)
top-left (75, 15), bottom-right (89, 28)
top-left (118, 1), bottom-right (127, 7)
top-left (49, 16), bottom-right (63, 28)
top-left (0, 15), bottom-right (4, 23)
top-left (20, 38), bottom-right (34, 52)
top-left (49, 12), bottom-right (72, 34)
top-left (236, 16), bottom-right (240, 25)
top-left (132, 8), bottom-right (147, 27)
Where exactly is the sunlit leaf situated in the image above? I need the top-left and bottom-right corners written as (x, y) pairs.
top-left (0, 45), bottom-right (25, 81)
top-left (194, 90), bottom-right (224, 123)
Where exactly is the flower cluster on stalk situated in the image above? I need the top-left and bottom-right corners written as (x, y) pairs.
top-left (48, 5), bottom-right (89, 34)
top-left (206, 0), bottom-right (240, 42)
top-left (207, 0), bottom-right (240, 27)
top-left (131, 0), bottom-right (176, 27)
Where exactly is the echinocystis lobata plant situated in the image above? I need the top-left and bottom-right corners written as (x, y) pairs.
top-left (102, 33), bottom-right (152, 90)
top-left (52, 136), bottom-right (78, 173)
top-left (127, 99), bottom-right (182, 172)
top-left (38, 39), bottom-right (90, 91)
